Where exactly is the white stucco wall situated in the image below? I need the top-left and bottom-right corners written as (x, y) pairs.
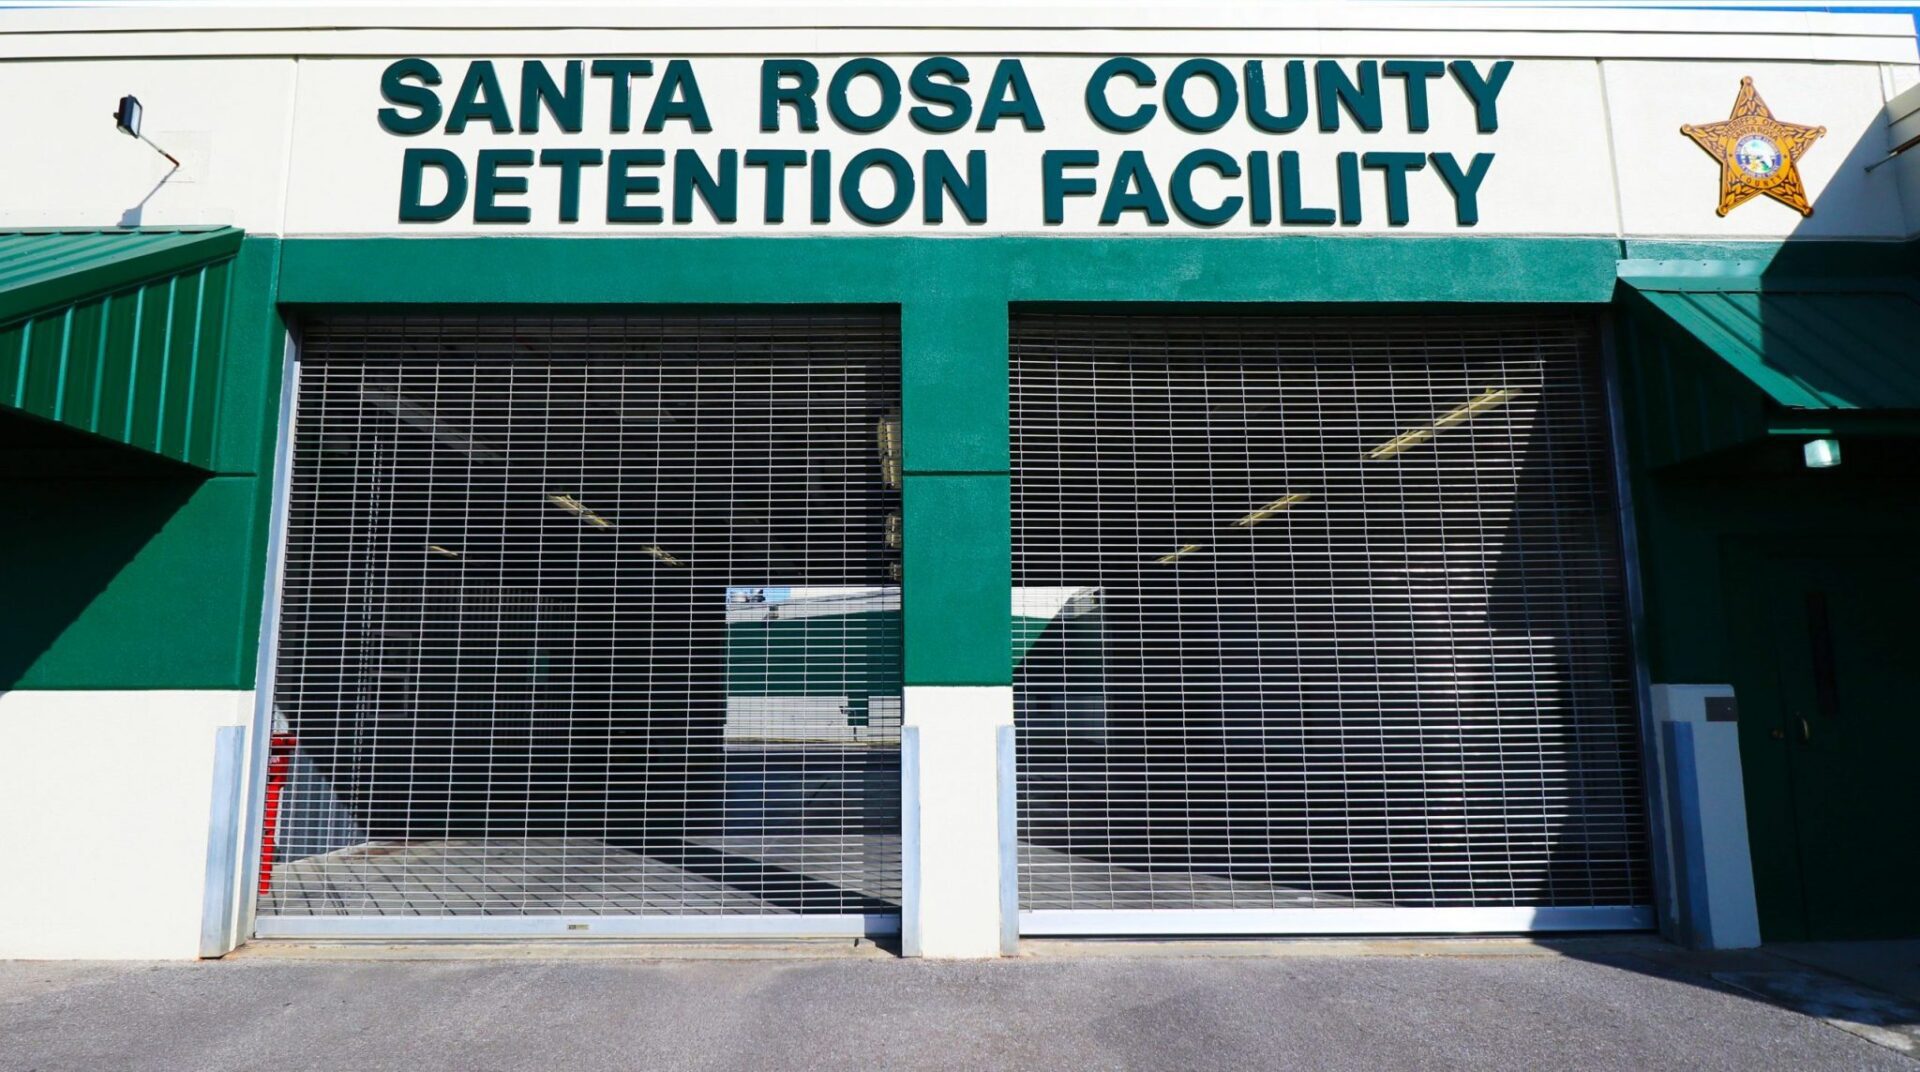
top-left (1606, 58), bottom-right (1908, 239)
top-left (0, 691), bottom-right (254, 960)
top-left (2, 2), bottom-right (1918, 960)
top-left (0, 59), bottom-right (298, 231)
top-left (0, 3), bottom-right (1911, 239)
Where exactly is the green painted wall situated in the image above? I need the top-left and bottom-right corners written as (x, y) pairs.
top-left (10, 231), bottom-right (1906, 702)
top-left (276, 235), bottom-right (1635, 687)
top-left (277, 236), bottom-right (1627, 307)
top-left (903, 475), bottom-right (1011, 686)
top-left (1, 473), bottom-right (265, 688)
top-left (1615, 287), bottom-right (1775, 469)
top-left (1614, 294), bottom-right (1920, 941)
top-left (725, 611), bottom-right (903, 698)
top-left (13, 228), bottom-right (1920, 937)
top-left (0, 237), bottom-right (283, 691)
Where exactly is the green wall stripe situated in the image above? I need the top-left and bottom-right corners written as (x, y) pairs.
top-left (903, 474), bottom-right (1012, 686)
top-left (227, 240), bottom-right (287, 690)
top-left (13, 233), bottom-right (1910, 695)
top-left (278, 236), bottom-right (1627, 306)
top-left (1620, 239), bottom-right (1916, 277)
top-left (213, 239), bottom-right (284, 476)
top-left (903, 292), bottom-right (1008, 475)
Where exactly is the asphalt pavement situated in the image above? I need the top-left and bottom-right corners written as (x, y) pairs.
top-left (2, 938), bottom-right (1914, 1072)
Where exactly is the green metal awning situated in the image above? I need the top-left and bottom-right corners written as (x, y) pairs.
top-left (1620, 264), bottom-right (1920, 412)
top-left (0, 228), bottom-right (245, 468)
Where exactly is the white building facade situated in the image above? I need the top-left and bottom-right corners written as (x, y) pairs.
top-left (3, 3), bottom-right (1918, 959)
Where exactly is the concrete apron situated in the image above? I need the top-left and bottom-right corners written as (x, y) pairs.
top-left (1604, 939), bottom-right (1920, 1060)
top-left (226, 933), bottom-right (1920, 1060)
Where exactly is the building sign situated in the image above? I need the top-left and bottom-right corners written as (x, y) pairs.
top-left (376, 56), bottom-right (1513, 229)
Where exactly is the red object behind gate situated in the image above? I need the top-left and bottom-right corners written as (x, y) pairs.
top-left (256, 734), bottom-right (297, 896)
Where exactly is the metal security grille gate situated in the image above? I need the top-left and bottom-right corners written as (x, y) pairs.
top-left (1011, 313), bottom-right (1650, 935)
top-left (258, 313), bottom-right (902, 938)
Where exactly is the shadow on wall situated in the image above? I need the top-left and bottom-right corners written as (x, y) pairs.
top-left (118, 160), bottom-right (179, 228)
top-left (1530, 82), bottom-right (1920, 1044)
top-left (0, 408), bottom-right (204, 690)
top-left (1652, 70), bottom-right (1913, 261)
top-left (1008, 309), bottom-right (1642, 911)
top-left (1617, 95), bottom-right (1920, 948)
top-left (258, 326), bottom-right (905, 916)
top-left (1008, 82), bottom-right (1918, 933)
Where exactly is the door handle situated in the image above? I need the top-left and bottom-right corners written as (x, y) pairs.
top-left (1800, 717), bottom-right (1811, 744)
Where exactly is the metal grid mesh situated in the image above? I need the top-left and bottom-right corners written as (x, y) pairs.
top-left (1011, 312), bottom-right (1648, 913)
top-left (262, 312), bottom-right (902, 920)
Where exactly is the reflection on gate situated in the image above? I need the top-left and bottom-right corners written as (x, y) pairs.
top-left (260, 314), bottom-right (901, 931)
top-left (1011, 313), bottom-right (1649, 926)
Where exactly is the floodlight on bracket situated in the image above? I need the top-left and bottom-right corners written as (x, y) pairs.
top-left (113, 95), bottom-right (181, 168)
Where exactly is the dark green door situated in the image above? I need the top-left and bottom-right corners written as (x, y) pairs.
top-left (1727, 542), bottom-right (1920, 940)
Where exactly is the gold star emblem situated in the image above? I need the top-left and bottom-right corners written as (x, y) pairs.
top-left (1681, 77), bottom-right (1825, 217)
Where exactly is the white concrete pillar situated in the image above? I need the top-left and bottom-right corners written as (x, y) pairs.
top-left (1650, 684), bottom-right (1762, 950)
top-left (901, 685), bottom-right (1013, 958)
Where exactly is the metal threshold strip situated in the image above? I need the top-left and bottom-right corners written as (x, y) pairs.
top-left (1020, 906), bottom-right (1654, 937)
top-left (256, 913), bottom-right (900, 940)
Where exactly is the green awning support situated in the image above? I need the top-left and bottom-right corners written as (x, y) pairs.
top-left (1619, 263), bottom-right (1920, 412)
top-left (0, 228), bottom-right (245, 468)
top-left (1617, 262), bottom-right (1920, 468)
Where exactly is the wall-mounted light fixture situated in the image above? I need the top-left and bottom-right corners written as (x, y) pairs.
top-left (113, 95), bottom-right (181, 167)
top-left (1803, 438), bottom-right (1841, 469)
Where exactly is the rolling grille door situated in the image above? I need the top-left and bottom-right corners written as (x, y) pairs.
top-left (259, 313), bottom-right (902, 937)
top-left (1011, 313), bottom-right (1649, 934)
